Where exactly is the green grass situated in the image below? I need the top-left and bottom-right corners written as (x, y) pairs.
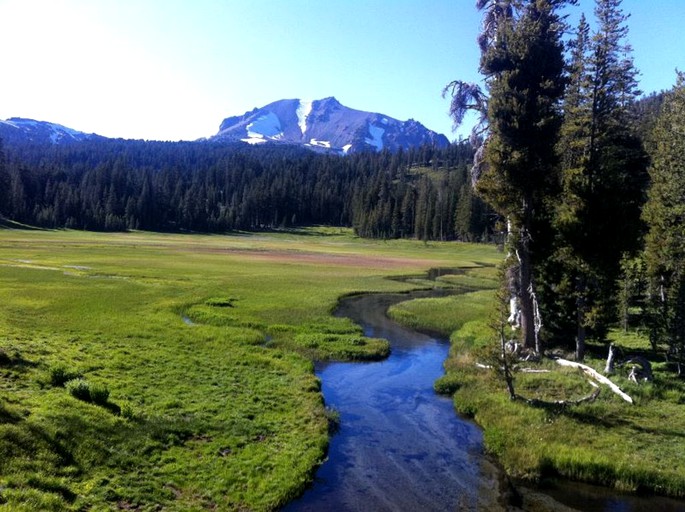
top-left (0, 227), bottom-right (499, 510)
top-left (387, 272), bottom-right (685, 499)
top-left (388, 289), bottom-right (495, 335)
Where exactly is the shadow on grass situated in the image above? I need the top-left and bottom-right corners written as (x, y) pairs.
top-left (0, 349), bottom-right (38, 371)
top-left (0, 402), bottom-right (23, 424)
top-left (628, 422), bottom-right (685, 439)
top-left (0, 399), bottom-right (203, 507)
top-left (562, 408), bottom-right (633, 429)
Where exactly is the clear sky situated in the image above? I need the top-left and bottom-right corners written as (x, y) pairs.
top-left (0, 0), bottom-right (683, 142)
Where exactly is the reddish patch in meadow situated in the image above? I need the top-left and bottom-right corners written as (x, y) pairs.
top-left (198, 248), bottom-right (439, 270)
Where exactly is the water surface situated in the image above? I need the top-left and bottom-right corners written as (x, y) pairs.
top-left (283, 291), bottom-right (509, 511)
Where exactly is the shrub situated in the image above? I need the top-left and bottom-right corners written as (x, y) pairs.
top-left (324, 407), bottom-right (341, 434)
top-left (205, 297), bottom-right (236, 307)
top-left (434, 374), bottom-right (461, 395)
top-left (65, 378), bottom-right (92, 402)
top-left (89, 384), bottom-right (110, 406)
top-left (49, 365), bottom-right (82, 387)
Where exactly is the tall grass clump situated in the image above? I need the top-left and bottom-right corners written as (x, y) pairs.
top-left (48, 365), bottom-right (82, 387)
top-left (65, 378), bottom-right (110, 405)
top-left (65, 378), bottom-right (92, 402)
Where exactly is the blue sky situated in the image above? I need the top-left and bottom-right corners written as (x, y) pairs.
top-left (0, 0), bottom-right (683, 142)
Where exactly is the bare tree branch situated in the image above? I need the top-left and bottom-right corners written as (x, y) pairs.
top-left (555, 358), bottom-right (633, 403)
top-left (441, 80), bottom-right (488, 128)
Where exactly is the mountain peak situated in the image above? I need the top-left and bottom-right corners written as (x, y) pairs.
top-left (0, 117), bottom-right (98, 145)
top-left (316, 96), bottom-right (341, 107)
top-left (212, 98), bottom-right (448, 154)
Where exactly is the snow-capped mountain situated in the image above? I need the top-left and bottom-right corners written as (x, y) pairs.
top-left (0, 118), bottom-right (99, 145)
top-left (212, 97), bottom-right (449, 153)
top-left (1, 99), bottom-right (448, 153)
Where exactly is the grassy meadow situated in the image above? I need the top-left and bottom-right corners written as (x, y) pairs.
top-left (389, 270), bottom-right (685, 499)
top-left (0, 227), bottom-right (498, 511)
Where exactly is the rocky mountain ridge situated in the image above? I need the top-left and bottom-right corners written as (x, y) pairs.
top-left (1, 98), bottom-right (449, 153)
top-left (0, 117), bottom-right (100, 145)
top-left (212, 97), bottom-right (449, 153)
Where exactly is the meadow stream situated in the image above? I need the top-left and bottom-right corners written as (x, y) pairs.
top-left (282, 271), bottom-right (685, 511)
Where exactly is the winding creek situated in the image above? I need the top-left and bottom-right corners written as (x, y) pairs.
top-left (283, 272), bottom-right (685, 512)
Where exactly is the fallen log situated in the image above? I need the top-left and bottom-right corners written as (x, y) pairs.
top-left (514, 380), bottom-right (600, 408)
top-left (474, 363), bottom-right (550, 373)
top-left (626, 356), bottom-right (653, 383)
top-left (555, 358), bottom-right (633, 404)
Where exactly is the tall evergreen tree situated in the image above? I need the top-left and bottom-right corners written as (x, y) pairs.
top-left (554, 0), bottom-right (647, 360)
top-left (643, 73), bottom-right (685, 375)
top-left (476, 0), bottom-right (569, 351)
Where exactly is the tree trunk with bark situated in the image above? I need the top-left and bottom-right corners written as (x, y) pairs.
top-left (517, 236), bottom-right (537, 351)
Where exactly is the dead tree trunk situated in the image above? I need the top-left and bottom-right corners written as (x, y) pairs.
top-left (499, 323), bottom-right (517, 400)
top-left (604, 343), bottom-right (617, 375)
top-left (504, 215), bottom-right (539, 354)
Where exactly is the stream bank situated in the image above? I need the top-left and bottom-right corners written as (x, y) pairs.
top-left (283, 269), bottom-right (685, 511)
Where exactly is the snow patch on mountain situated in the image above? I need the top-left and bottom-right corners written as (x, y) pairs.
top-left (4, 119), bottom-right (36, 129)
top-left (308, 138), bottom-right (331, 148)
top-left (296, 100), bottom-right (313, 136)
top-left (50, 124), bottom-right (77, 143)
top-left (365, 124), bottom-right (385, 151)
top-left (246, 112), bottom-right (283, 140)
top-left (241, 136), bottom-right (268, 145)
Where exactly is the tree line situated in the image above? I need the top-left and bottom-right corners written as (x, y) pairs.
top-left (0, 138), bottom-right (492, 241)
top-left (446, 0), bottom-right (683, 373)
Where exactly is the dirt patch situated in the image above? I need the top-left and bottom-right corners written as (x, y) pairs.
top-left (194, 248), bottom-right (440, 269)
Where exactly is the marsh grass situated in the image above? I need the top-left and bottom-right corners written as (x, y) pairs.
top-left (387, 266), bottom-right (498, 336)
top-left (389, 273), bottom-right (685, 499)
top-left (0, 228), bottom-right (499, 510)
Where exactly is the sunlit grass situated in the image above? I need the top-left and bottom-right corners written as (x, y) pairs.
top-left (0, 227), bottom-right (498, 510)
top-left (387, 267), bottom-right (498, 335)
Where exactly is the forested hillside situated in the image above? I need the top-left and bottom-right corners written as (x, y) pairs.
top-left (0, 139), bottom-right (491, 241)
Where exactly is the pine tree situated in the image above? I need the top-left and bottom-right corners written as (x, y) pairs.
top-left (476, 0), bottom-right (568, 351)
top-left (9, 168), bottom-right (28, 222)
top-left (455, 184), bottom-right (475, 242)
top-left (554, 0), bottom-right (647, 359)
top-left (553, 13), bottom-right (594, 359)
top-left (643, 73), bottom-right (685, 375)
